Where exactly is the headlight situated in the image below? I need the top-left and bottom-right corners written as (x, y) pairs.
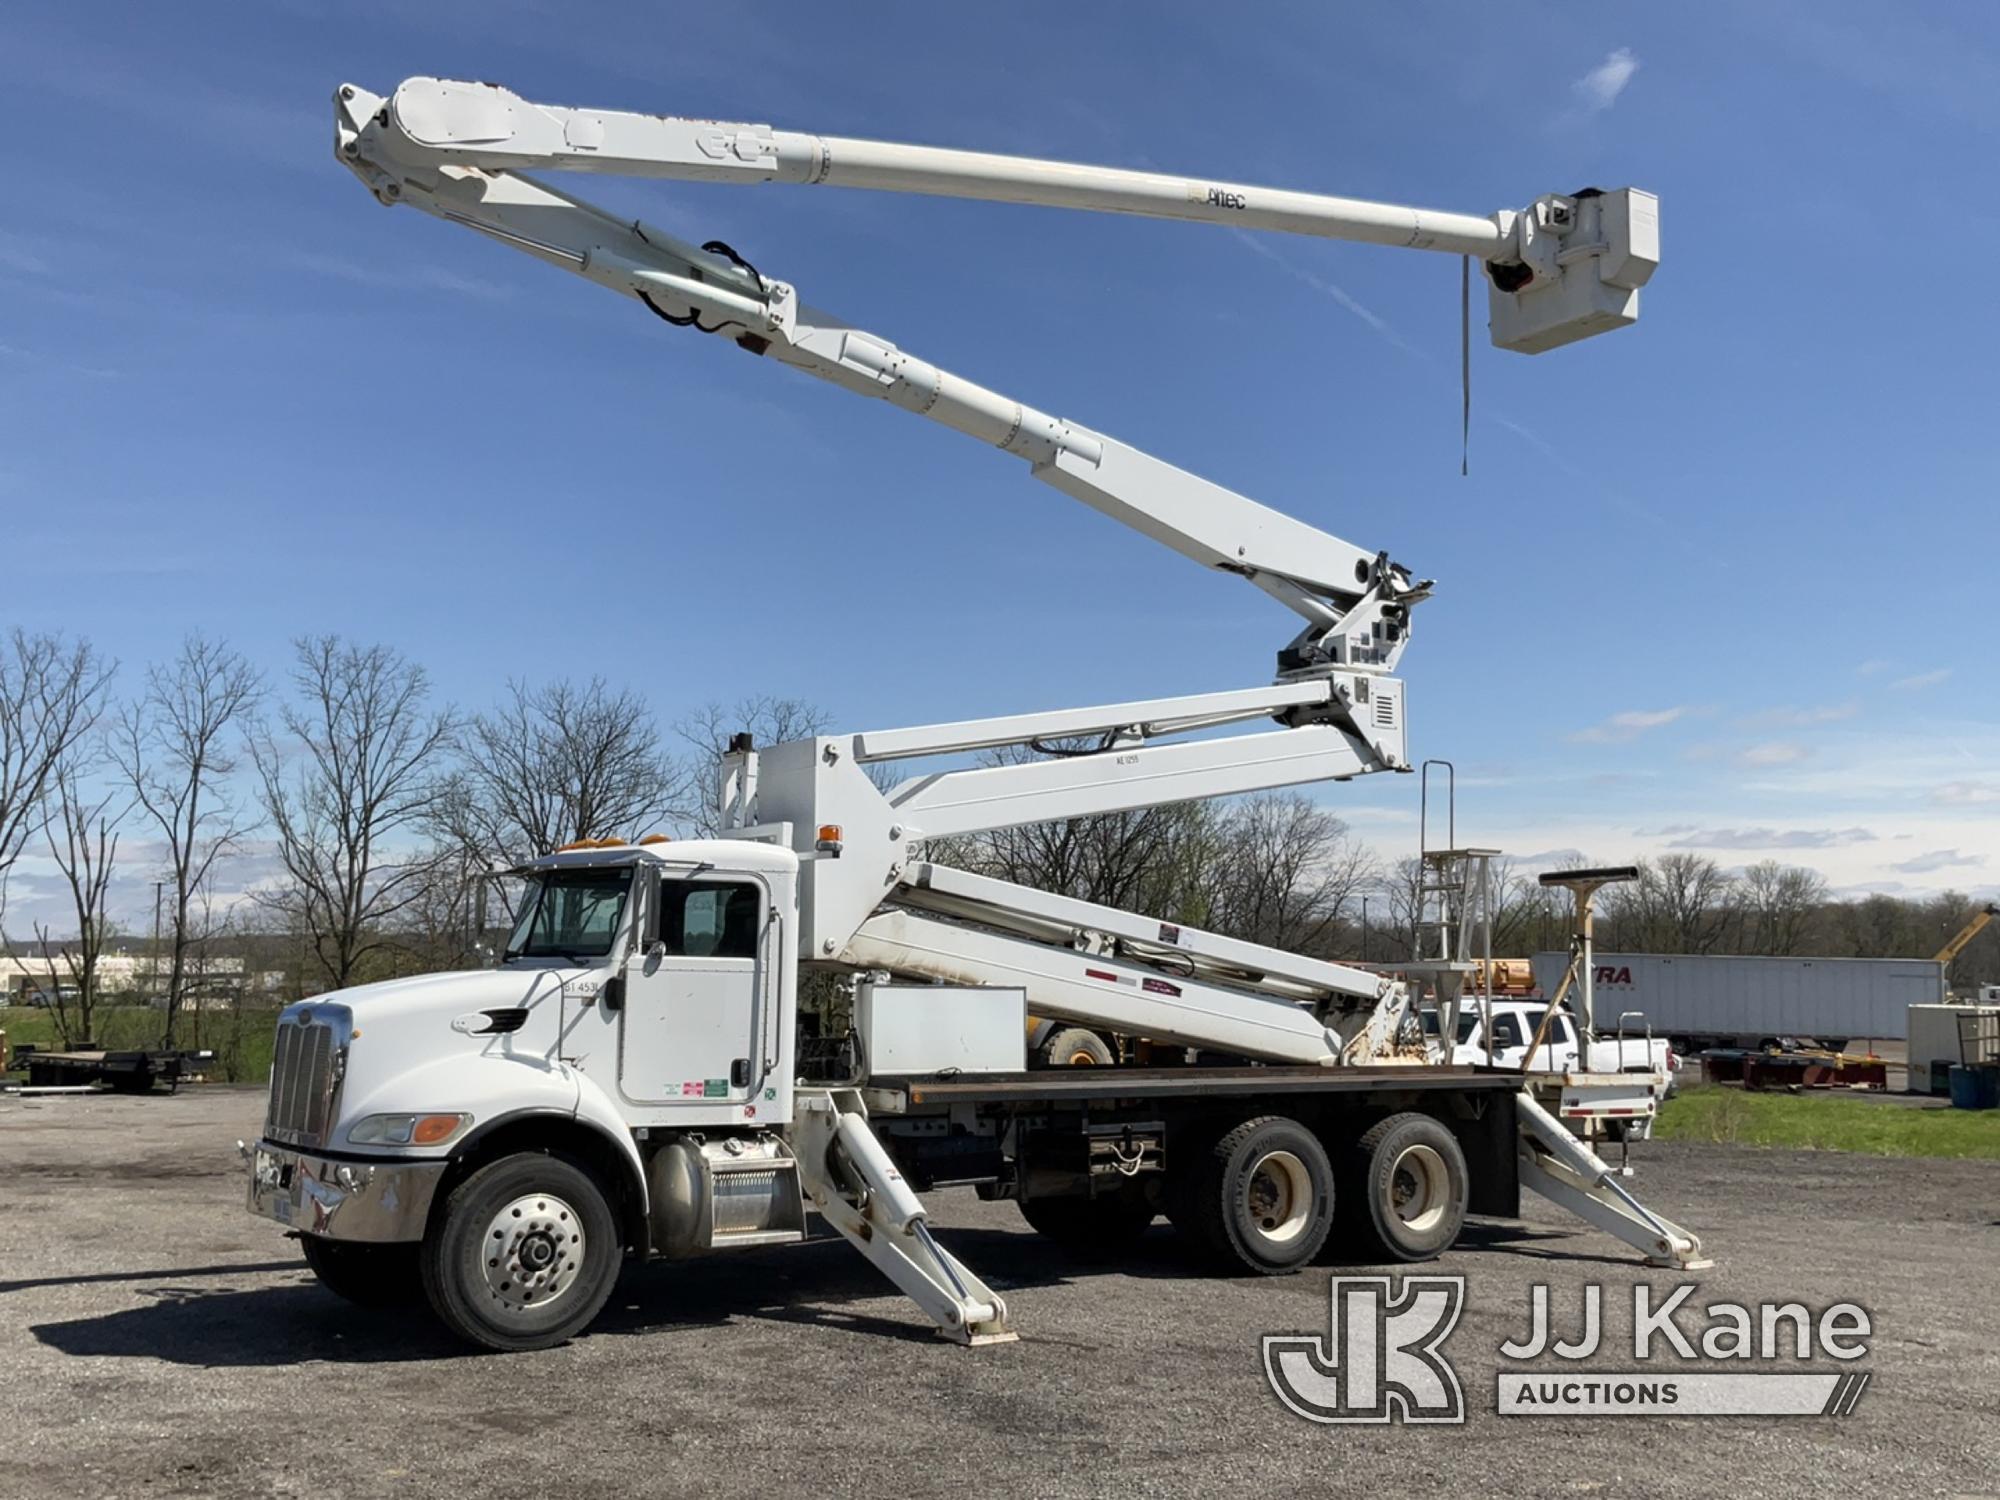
top-left (347, 1112), bottom-right (471, 1147)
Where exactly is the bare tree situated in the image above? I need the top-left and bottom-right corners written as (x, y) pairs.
top-left (1377, 855), bottom-right (1427, 964)
top-left (448, 677), bottom-right (678, 899)
top-left (952, 794), bottom-right (1221, 919)
top-left (112, 636), bottom-right (262, 1046)
top-left (1651, 853), bottom-right (1736, 953)
top-left (1204, 794), bottom-right (1377, 957)
top-left (671, 695), bottom-right (832, 834)
top-left (252, 637), bottom-right (457, 991)
top-left (30, 760), bottom-right (125, 1047)
top-left (396, 843), bottom-right (496, 973)
top-left (0, 630), bottom-right (113, 924)
top-left (1738, 860), bottom-right (1827, 956)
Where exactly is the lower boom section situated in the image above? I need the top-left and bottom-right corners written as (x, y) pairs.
top-left (844, 908), bottom-right (1347, 1064)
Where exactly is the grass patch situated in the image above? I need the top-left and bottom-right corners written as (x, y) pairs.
top-left (1, 1005), bottom-right (279, 1084)
top-left (1657, 1083), bottom-right (2000, 1160)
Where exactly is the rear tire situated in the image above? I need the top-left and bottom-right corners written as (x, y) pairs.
top-left (420, 1152), bottom-right (621, 1352)
top-left (1168, 1115), bottom-right (1333, 1273)
top-left (1334, 1113), bottom-right (1468, 1263)
top-left (301, 1237), bottom-right (422, 1307)
top-left (1039, 1028), bottom-right (1115, 1067)
top-left (1018, 1182), bottom-right (1155, 1252)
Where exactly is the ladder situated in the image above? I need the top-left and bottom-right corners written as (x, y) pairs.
top-left (1405, 760), bottom-right (1500, 1059)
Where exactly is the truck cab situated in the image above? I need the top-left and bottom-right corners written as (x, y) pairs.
top-left (1425, 999), bottom-right (1677, 1089)
top-left (245, 840), bottom-right (807, 1349)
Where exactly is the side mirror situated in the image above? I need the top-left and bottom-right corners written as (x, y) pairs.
top-left (602, 973), bottom-right (625, 1013)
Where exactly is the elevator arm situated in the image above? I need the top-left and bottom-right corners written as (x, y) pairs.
top-left (334, 80), bottom-right (1441, 677)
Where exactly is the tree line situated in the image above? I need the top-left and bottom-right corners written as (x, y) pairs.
top-left (0, 627), bottom-right (823, 1046)
top-left (948, 801), bottom-right (1997, 991)
top-left (2, 627), bottom-right (1993, 1049)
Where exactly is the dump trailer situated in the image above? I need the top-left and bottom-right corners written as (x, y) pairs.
top-left (1530, 952), bottom-right (1943, 1052)
top-left (236, 78), bottom-right (1694, 1352)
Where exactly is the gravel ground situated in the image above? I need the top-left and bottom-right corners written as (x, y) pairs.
top-left (2, 1087), bottom-right (1996, 1498)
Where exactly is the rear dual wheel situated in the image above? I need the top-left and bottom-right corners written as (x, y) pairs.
top-left (1333, 1112), bottom-right (1469, 1263)
top-left (1038, 1027), bottom-right (1115, 1067)
top-left (1169, 1115), bottom-right (1335, 1273)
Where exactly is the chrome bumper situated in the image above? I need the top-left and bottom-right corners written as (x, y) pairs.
top-left (245, 1140), bottom-right (446, 1243)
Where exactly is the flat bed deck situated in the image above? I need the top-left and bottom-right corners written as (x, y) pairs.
top-left (871, 1063), bottom-right (1522, 1107)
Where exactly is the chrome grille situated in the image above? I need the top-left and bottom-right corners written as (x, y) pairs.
top-left (265, 1009), bottom-right (345, 1147)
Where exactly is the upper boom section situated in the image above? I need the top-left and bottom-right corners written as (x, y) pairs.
top-left (334, 79), bottom-right (1433, 677)
top-left (375, 77), bottom-right (1659, 354)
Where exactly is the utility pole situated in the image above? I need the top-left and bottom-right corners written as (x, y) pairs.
top-left (152, 881), bottom-right (163, 999)
top-left (1361, 895), bottom-right (1370, 963)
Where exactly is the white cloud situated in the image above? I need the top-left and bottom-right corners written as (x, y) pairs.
top-left (1225, 228), bottom-right (1424, 360)
top-left (1892, 667), bottom-right (1952, 690)
top-left (1936, 781), bottom-right (2000, 806)
top-left (0, 233), bottom-right (50, 277)
top-left (1573, 48), bottom-right (1639, 113)
top-left (1666, 827), bottom-right (1877, 851)
top-left (282, 250), bottom-right (516, 302)
top-left (1738, 741), bottom-right (1812, 767)
top-left (1569, 705), bottom-right (1693, 745)
top-left (1741, 702), bottom-right (1859, 729)
top-left (1890, 848), bottom-right (1986, 875)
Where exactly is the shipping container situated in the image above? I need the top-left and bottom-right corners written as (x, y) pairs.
top-left (1528, 952), bottom-right (1942, 1049)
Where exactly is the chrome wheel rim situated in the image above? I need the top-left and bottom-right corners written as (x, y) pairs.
top-left (1245, 1149), bottom-right (1312, 1243)
top-left (1388, 1143), bottom-right (1449, 1234)
top-left (482, 1193), bottom-right (585, 1314)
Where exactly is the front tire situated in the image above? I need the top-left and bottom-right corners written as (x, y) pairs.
top-left (420, 1152), bottom-right (621, 1352)
top-left (1169, 1115), bottom-right (1333, 1273)
top-left (1018, 1182), bottom-right (1156, 1252)
top-left (301, 1236), bottom-right (422, 1307)
top-left (1335, 1112), bottom-right (1468, 1263)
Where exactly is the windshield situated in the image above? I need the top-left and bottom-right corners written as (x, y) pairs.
top-left (505, 868), bottom-right (633, 962)
top-left (1418, 1011), bottom-right (1483, 1043)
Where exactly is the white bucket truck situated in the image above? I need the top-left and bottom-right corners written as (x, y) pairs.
top-left (244, 78), bottom-right (1694, 1351)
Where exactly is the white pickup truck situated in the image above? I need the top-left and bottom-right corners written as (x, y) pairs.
top-left (1428, 1000), bottom-right (1679, 1093)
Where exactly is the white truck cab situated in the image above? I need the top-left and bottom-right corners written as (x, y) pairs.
top-left (1425, 998), bottom-right (1677, 1090)
top-left (238, 77), bottom-right (1704, 1355)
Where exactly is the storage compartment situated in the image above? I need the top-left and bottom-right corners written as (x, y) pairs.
top-left (855, 982), bottom-right (1025, 1075)
top-left (1908, 1003), bottom-right (2000, 1092)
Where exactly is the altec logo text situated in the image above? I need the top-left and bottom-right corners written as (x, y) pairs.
top-left (1264, 1277), bottom-right (1874, 1424)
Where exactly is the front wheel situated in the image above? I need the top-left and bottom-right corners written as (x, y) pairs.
top-left (420, 1152), bottom-right (622, 1352)
top-left (301, 1236), bottom-right (422, 1307)
top-left (1018, 1182), bottom-right (1156, 1252)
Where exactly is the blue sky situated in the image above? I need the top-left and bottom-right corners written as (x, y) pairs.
top-left (2, 1), bottom-right (1996, 928)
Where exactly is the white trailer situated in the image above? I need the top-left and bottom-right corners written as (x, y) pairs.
top-left (1530, 952), bottom-right (1943, 1051)
top-left (239, 78), bottom-right (1698, 1353)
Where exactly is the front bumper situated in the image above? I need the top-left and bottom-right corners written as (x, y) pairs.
top-left (246, 1140), bottom-right (447, 1243)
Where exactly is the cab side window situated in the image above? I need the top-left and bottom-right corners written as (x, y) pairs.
top-left (1490, 1012), bottom-right (1526, 1050)
top-left (655, 880), bottom-right (762, 959)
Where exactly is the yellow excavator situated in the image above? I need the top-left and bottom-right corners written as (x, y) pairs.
top-left (1936, 903), bottom-right (2000, 976)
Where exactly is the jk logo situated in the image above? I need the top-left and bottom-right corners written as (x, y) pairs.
top-left (1263, 1275), bottom-right (1466, 1424)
